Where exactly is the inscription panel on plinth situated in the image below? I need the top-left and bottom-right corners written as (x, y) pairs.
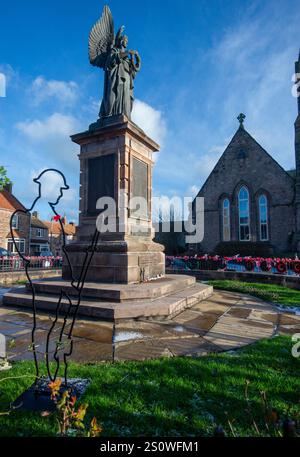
top-left (138, 254), bottom-right (157, 268)
top-left (131, 157), bottom-right (148, 219)
top-left (88, 154), bottom-right (115, 215)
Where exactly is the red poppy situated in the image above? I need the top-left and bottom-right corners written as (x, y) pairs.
top-left (245, 260), bottom-right (254, 271)
top-left (293, 262), bottom-right (300, 275)
top-left (276, 261), bottom-right (287, 274)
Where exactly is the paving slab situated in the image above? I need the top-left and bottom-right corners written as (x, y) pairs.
top-left (114, 320), bottom-right (197, 340)
top-left (176, 313), bottom-right (219, 335)
top-left (209, 290), bottom-right (241, 302)
top-left (0, 311), bottom-right (34, 327)
top-left (192, 300), bottom-right (230, 315)
top-left (7, 329), bottom-right (56, 361)
top-left (70, 338), bottom-right (113, 362)
top-left (114, 339), bottom-right (173, 361)
top-left (240, 319), bottom-right (274, 329)
top-left (203, 313), bottom-right (275, 350)
top-left (226, 307), bottom-right (252, 319)
top-left (278, 325), bottom-right (300, 335)
top-left (172, 309), bottom-right (204, 325)
top-left (0, 287), bottom-right (295, 363)
top-left (72, 321), bottom-right (113, 344)
top-left (250, 310), bottom-right (279, 324)
top-left (0, 307), bottom-right (15, 317)
top-left (163, 336), bottom-right (221, 357)
top-left (279, 314), bottom-right (300, 325)
top-left (0, 321), bottom-right (32, 337)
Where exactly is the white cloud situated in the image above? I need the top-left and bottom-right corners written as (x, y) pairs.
top-left (15, 113), bottom-right (81, 172)
top-left (132, 99), bottom-right (167, 145)
top-left (16, 113), bottom-right (79, 141)
top-left (30, 77), bottom-right (79, 106)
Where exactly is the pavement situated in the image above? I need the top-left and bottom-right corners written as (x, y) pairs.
top-left (0, 288), bottom-right (299, 363)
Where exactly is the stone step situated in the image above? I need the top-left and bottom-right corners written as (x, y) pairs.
top-left (26, 274), bottom-right (196, 302)
top-left (3, 283), bottom-right (213, 321)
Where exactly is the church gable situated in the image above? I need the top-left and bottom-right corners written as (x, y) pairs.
top-left (197, 125), bottom-right (295, 209)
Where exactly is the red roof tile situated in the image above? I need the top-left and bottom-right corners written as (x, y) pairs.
top-left (0, 190), bottom-right (26, 212)
top-left (31, 216), bottom-right (48, 229)
top-left (43, 220), bottom-right (76, 236)
top-left (6, 229), bottom-right (22, 238)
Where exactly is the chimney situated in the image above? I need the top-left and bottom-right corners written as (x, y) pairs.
top-left (4, 183), bottom-right (12, 193)
top-left (32, 211), bottom-right (39, 218)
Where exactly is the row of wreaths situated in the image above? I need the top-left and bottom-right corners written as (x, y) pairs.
top-left (166, 256), bottom-right (300, 275)
top-left (242, 259), bottom-right (300, 274)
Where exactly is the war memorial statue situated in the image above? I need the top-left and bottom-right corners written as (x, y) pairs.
top-left (89, 5), bottom-right (141, 120)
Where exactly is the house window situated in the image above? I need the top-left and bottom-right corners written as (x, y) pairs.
top-left (7, 238), bottom-right (26, 254)
top-left (259, 194), bottom-right (269, 241)
top-left (238, 186), bottom-right (250, 241)
top-left (36, 228), bottom-right (43, 237)
top-left (31, 243), bottom-right (49, 256)
top-left (11, 214), bottom-right (18, 229)
top-left (222, 199), bottom-right (231, 241)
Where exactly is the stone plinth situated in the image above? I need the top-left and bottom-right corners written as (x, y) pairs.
top-left (63, 115), bottom-right (165, 284)
top-left (26, 275), bottom-right (196, 302)
top-left (63, 240), bottom-right (164, 284)
top-left (3, 275), bottom-right (214, 321)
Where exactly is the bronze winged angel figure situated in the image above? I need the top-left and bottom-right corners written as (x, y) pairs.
top-left (89, 5), bottom-right (141, 120)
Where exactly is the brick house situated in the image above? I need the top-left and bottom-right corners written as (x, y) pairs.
top-left (43, 216), bottom-right (76, 256)
top-left (30, 211), bottom-right (50, 256)
top-left (0, 184), bottom-right (30, 255)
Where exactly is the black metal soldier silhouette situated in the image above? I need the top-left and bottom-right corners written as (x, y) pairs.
top-left (10, 169), bottom-right (99, 385)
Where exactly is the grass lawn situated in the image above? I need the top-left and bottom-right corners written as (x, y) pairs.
top-left (0, 336), bottom-right (299, 437)
top-left (208, 280), bottom-right (300, 308)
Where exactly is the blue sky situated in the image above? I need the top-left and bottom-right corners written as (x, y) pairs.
top-left (0, 0), bottom-right (299, 221)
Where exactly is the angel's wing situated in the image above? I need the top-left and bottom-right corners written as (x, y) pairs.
top-left (89, 5), bottom-right (115, 68)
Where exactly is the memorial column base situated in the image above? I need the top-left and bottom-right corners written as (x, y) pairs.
top-left (62, 238), bottom-right (165, 284)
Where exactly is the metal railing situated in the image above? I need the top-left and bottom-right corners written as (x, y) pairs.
top-left (166, 255), bottom-right (300, 276)
top-left (0, 256), bottom-right (63, 272)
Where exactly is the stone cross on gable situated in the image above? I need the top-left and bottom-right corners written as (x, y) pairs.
top-left (237, 113), bottom-right (246, 128)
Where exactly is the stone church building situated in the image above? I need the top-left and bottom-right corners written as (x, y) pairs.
top-left (191, 51), bottom-right (300, 256)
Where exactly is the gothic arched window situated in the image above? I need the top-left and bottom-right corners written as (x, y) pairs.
top-left (222, 198), bottom-right (230, 241)
top-left (238, 186), bottom-right (250, 241)
top-left (259, 194), bottom-right (268, 241)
